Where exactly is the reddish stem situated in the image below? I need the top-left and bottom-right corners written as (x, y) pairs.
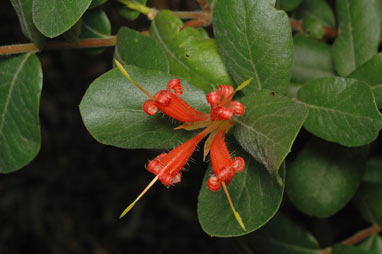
top-left (0, 37), bottom-right (116, 55)
top-left (341, 225), bottom-right (381, 245)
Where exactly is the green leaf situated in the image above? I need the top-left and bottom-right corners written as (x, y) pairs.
top-left (278, 0), bottom-right (304, 12)
top-left (332, 244), bottom-right (370, 254)
top-left (197, 145), bottom-right (285, 237)
top-left (32, 0), bottom-right (92, 38)
top-left (332, 0), bottom-right (382, 76)
top-left (286, 138), bottom-right (368, 217)
top-left (354, 182), bottom-right (382, 225)
top-left (150, 10), bottom-right (233, 93)
top-left (63, 19), bottom-right (82, 43)
top-left (349, 53), bottom-right (382, 109)
top-left (89, 0), bottom-right (107, 9)
top-left (79, 65), bottom-right (210, 149)
top-left (213, 0), bottom-right (293, 94)
top-left (359, 234), bottom-right (382, 253)
top-left (118, 0), bottom-right (146, 21)
top-left (362, 157), bottom-right (382, 184)
top-left (297, 0), bottom-right (336, 28)
top-left (10, 0), bottom-right (46, 49)
top-left (302, 17), bottom-right (325, 39)
top-left (297, 77), bottom-right (382, 147)
top-left (0, 53), bottom-right (42, 173)
top-left (239, 213), bottom-right (321, 254)
top-left (233, 90), bottom-right (307, 185)
top-left (80, 9), bottom-right (111, 39)
top-left (292, 35), bottom-right (335, 84)
top-left (115, 27), bottom-right (168, 73)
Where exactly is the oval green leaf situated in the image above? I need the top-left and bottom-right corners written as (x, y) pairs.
top-left (286, 138), bottom-right (368, 217)
top-left (298, 77), bottom-right (382, 147)
top-left (349, 53), bottom-right (382, 109)
top-left (362, 157), bottom-right (382, 184)
top-left (354, 182), bottom-right (382, 225)
top-left (0, 53), bottom-right (42, 173)
top-left (79, 65), bottom-right (210, 149)
top-left (10, 0), bottom-right (46, 49)
top-left (89, 0), bottom-right (107, 9)
top-left (239, 213), bottom-right (321, 254)
top-left (278, 0), bottom-right (304, 12)
top-left (150, 10), bottom-right (234, 93)
top-left (332, 0), bottom-right (382, 76)
top-left (80, 9), bottom-right (111, 39)
top-left (358, 234), bottom-right (382, 253)
top-left (292, 35), bottom-right (335, 84)
top-left (297, 0), bottom-right (335, 28)
top-left (197, 146), bottom-right (285, 237)
top-left (32, 0), bottom-right (92, 38)
top-left (115, 27), bottom-right (168, 73)
top-left (213, 0), bottom-right (293, 94)
top-left (332, 244), bottom-right (370, 254)
top-left (234, 90), bottom-right (307, 184)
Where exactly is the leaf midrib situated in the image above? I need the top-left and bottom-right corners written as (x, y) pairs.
top-left (0, 53), bottom-right (31, 135)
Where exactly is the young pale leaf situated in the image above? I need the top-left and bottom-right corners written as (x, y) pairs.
top-left (354, 183), bottom-right (382, 225)
top-left (292, 35), bottom-right (335, 84)
top-left (332, 244), bottom-right (370, 254)
top-left (198, 146), bottom-right (285, 237)
top-left (213, 0), bottom-right (293, 94)
top-left (150, 10), bottom-right (233, 93)
top-left (79, 65), bottom-right (209, 149)
top-left (332, 0), bottom-right (382, 76)
top-left (115, 27), bottom-right (168, 73)
top-left (0, 53), bottom-right (42, 173)
top-left (10, 0), bottom-right (46, 49)
top-left (33, 0), bottom-right (92, 38)
top-left (349, 53), bottom-right (382, 108)
top-left (233, 90), bottom-right (307, 185)
top-left (358, 234), bottom-right (382, 253)
top-left (286, 138), bottom-right (368, 217)
top-left (297, 77), bottom-right (382, 147)
top-left (239, 213), bottom-right (321, 254)
top-left (278, 0), bottom-right (304, 12)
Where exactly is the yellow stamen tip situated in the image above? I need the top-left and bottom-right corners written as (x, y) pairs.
top-left (234, 78), bottom-right (253, 95)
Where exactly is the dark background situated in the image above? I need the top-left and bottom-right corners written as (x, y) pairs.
top-left (0, 0), bottom-right (371, 253)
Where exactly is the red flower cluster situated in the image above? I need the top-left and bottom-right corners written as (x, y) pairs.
top-left (142, 78), bottom-right (246, 191)
top-left (115, 60), bottom-right (249, 229)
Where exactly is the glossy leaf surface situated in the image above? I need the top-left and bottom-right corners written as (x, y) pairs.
top-left (286, 138), bottom-right (367, 217)
top-left (198, 145), bottom-right (285, 237)
top-left (234, 90), bottom-right (307, 184)
top-left (213, 0), bottom-right (293, 94)
top-left (33, 0), bottom-right (92, 38)
top-left (298, 77), bottom-right (382, 147)
top-left (0, 53), bottom-right (42, 173)
top-left (332, 0), bottom-right (382, 76)
top-left (79, 65), bottom-right (210, 149)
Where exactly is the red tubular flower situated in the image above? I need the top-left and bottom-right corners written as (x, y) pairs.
top-left (146, 127), bottom-right (212, 186)
top-left (207, 128), bottom-right (245, 192)
top-left (143, 79), bottom-right (209, 122)
top-left (207, 85), bottom-right (245, 121)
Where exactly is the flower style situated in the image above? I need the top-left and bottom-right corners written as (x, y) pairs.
top-left (115, 60), bottom-right (249, 230)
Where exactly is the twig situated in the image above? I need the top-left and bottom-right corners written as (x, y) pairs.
top-left (290, 19), bottom-right (337, 38)
top-left (341, 224), bottom-right (381, 245)
top-left (0, 37), bottom-right (116, 55)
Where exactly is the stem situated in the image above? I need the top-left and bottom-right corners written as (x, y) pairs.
top-left (0, 37), bottom-right (116, 55)
top-left (341, 224), bottom-right (381, 245)
top-left (172, 11), bottom-right (208, 20)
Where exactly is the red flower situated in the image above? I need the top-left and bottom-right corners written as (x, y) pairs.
top-left (143, 79), bottom-right (209, 122)
top-left (207, 128), bottom-right (245, 191)
top-left (146, 126), bottom-right (212, 186)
